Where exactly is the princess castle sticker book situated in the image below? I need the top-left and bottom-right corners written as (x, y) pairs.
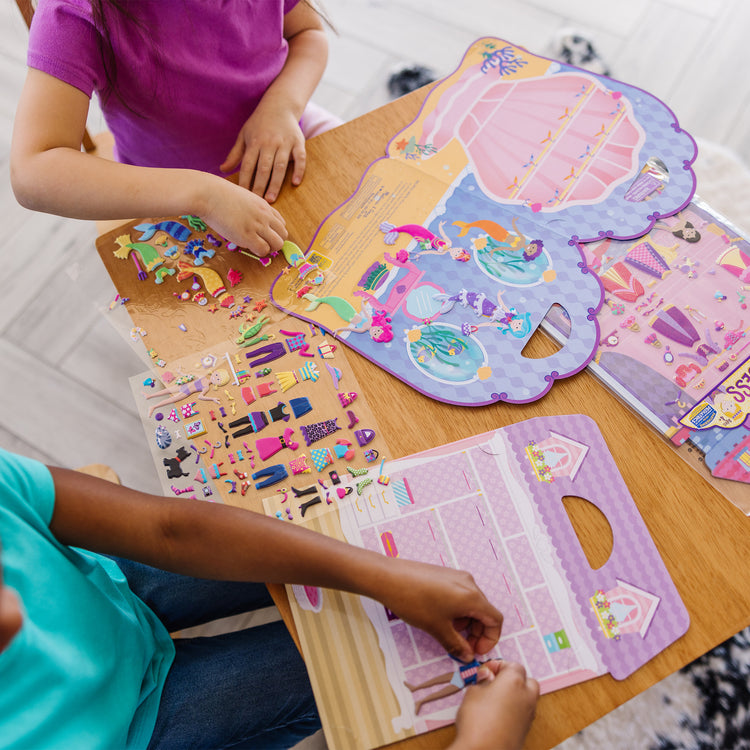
top-left (270, 38), bottom-right (697, 405)
top-left (262, 415), bottom-right (689, 750)
top-left (545, 199), bottom-right (750, 512)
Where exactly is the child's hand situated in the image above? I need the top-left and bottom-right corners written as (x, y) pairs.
top-left (375, 559), bottom-right (503, 662)
top-left (0, 583), bottom-right (23, 654)
top-left (450, 660), bottom-right (539, 750)
top-left (202, 178), bottom-right (288, 256)
top-left (220, 101), bottom-right (306, 204)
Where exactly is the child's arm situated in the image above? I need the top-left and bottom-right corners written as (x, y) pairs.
top-left (450, 660), bottom-right (539, 750)
top-left (220, 1), bottom-right (329, 202)
top-left (48, 467), bottom-right (502, 661)
top-left (10, 70), bottom-right (287, 256)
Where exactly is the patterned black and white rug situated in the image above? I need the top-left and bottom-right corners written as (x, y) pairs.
top-left (558, 627), bottom-right (750, 749)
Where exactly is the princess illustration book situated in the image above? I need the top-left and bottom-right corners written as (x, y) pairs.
top-left (544, 198), bottom-right (750, 509)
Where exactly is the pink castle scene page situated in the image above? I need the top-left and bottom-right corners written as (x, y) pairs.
top-left (271, 38), bottom-right (697, 405)
top-left (543, 199), bottom-right (750, 506)
top-left (267, 415), bottom-right (689, 750)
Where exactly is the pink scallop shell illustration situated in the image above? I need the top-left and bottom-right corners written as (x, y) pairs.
top-left (419, 69), bottom-right (646, 211)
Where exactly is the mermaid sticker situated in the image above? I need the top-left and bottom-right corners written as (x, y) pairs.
top-left (458, 218), bottom-right (556, 286)
top-left (435, 288), bottom-right (533, 339)
top-left (302, 293), bottom-right (394, 343)
top-left (379, 220), bottom-right (470, 262)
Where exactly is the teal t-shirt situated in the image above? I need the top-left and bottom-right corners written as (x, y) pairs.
top-left (0, 449), bottom-right (175, 748)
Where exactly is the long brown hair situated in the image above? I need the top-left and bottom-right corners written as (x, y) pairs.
top-left (88, 0), bottom-right (148, 111)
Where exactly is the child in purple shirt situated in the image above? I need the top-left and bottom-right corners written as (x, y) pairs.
top-left (11, 0), bottom-right (341, 257)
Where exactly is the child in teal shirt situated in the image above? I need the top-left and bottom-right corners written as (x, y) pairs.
top-left (0, 447), bottom-right (538, 749)
top-left (0, 450), bottom-right (173, 747)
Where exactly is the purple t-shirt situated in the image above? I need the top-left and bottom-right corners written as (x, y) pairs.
top-left (28, 0), bottom-right (299, 173)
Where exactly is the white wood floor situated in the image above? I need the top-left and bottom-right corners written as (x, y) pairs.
top-left (2, 0), bottom-right (749, 490)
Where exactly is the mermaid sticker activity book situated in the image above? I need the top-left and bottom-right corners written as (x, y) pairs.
top-left (262, 415), bottom-right (689, 750)
top-left (269, 37), bottom-right (697, 405)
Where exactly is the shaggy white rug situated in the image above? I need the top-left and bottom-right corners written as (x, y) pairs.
top-left (557, 628), bottom-right (750, 750)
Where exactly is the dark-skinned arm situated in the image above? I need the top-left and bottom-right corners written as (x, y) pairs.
top-left (48, 467), bottom-right (502, 661)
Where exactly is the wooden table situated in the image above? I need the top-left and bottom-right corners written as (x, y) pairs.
top-left (265, 90), bottom-right (750, 749)
top-left (98, 88), bottom-right (750, 749)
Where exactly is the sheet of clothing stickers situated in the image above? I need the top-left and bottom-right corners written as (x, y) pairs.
top-left (547, 199), bottom-right (750, 512)
top-left (129, 334), bottom-right (387, 507)
top-left (261, 415), bottom-right (689, 750)
top-left (270, 37), bottom-right (697, 406)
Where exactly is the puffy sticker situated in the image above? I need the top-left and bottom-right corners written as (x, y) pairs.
top-left (155, 424), bottom-right (172, 449)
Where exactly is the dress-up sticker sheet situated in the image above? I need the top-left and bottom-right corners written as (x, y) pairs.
top-left (546, 200), bottom-right (750, 512)
top-left (128, 335), bottom-right (387, 507)
top-left (262, 415), bottom-right (689, 750)
top-left (270, 38), bottom-right (697, 405)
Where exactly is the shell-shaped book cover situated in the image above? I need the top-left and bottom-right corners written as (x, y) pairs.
top-left (271, 37), bottom-right (697, 405)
